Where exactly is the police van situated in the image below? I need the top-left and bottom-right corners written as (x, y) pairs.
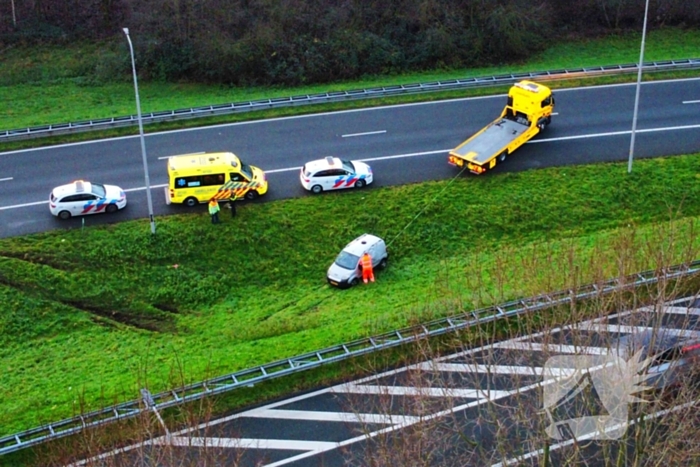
top-left (165, 152), bottom-right (268, 207)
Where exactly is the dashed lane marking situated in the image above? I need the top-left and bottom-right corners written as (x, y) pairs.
top-left (341, 130), bottom-right (387, 138)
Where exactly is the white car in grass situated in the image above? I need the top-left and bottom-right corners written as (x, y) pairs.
top-left (49, 180), bottom-right (127, 220)
top-left (300, 156), bottom-right (373, 194)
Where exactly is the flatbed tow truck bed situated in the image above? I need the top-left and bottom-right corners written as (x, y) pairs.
top-left (451, 118), bottom-right (528, 164)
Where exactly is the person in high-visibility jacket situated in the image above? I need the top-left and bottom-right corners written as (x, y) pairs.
top-left (208, 198), bottom-right (221, 224)
top-left (359, 252), bottom-right (374, 283)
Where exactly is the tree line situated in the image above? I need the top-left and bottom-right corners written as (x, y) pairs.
top-left (1, 0), bottom-right (698, 86)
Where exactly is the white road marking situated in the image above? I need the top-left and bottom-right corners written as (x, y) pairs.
top-left (230, 149), bottom-right (450, 175)
top-left (530, 122), bottom-right (700, 143)
top-left (158, 151), bottom-right (205, 160)
top-left (70, 297), bottom-right (696, 467)
top-left (243, 408), bottom-right (419, 425)
top-left (664, 306), bottom-right (700, 315)
top-left (0, 177), bottom-right (12, 182)
top-left (0, 184), bottom-right (168, 211)
top-left (3, 77), bottom-right (699, 158)
top-left (418, 362), bottom-right (576, 377)
top-left (332, 384), bottom-right (512, 400)
top-left (0, 200), bottom-right (48, 210)
top-left (342, 130), bottom-right (387, 138)
top-left (3, 116), bottom-right (698, 212)
top-left (266, 166), bottom-right (301, 174)
top-left (151, 436), bottom-right (337, 451)
top-left (579, 322), bottom-right (700, 337)
top-left (493, 342), bottom-right (610, 355)
top-left (491, 399), bottom-right (700, 467)
top-left (123, 184), bottom-right (167, 193)
top-left (683, 99), bottom-right (700, 104)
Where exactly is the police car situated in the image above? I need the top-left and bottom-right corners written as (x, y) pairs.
top-left (49, 180), bottom-right (127, 220)
top-left (300, 157), bottom-right (373, 194)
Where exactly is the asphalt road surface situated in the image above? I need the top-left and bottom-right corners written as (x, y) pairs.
top-left (72, 296), bottom-right (700, 466)
top-left (1, 78), bottom-right (700, 238)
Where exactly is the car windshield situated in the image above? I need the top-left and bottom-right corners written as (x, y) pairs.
top-left (240, 162), bottom-right (254, 180)
top-left (91, 183), bottom-right (106, 198)
top-left (341, 160), bottom-right (355, 173)
top-left (334, 251), bottom-right (360, 270)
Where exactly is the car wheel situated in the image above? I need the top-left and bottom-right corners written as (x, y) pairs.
top-left (498, 152), bottom-right (507, 163)
top-left (105, 204), bottom-right (118, 214)
top-left (311, 185), bottom-right (323, 194)
top-left (378, 258), bottom-right (388, 270)
top-left (354, 179), bottom-right (366, 189)
top-left (349, 277), bottom-right (359, 287)
top-left (245, 190), bottom-right (259, 200)
top-left (58, 210), bottom-right (71, 220)
top-left (184, 197), bottom-right (198, 207)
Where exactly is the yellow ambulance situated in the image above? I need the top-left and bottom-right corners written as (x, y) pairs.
top-left (165, 152), bottom-right (268, 207)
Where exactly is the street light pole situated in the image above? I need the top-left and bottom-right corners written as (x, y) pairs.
top-left (123, 28), bottom-right (156, 234)
top-left (627, 0), bottom-right (650, 174)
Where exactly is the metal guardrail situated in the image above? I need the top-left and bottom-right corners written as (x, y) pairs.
top-left (1, 259), bottom-right (700, 456)
top-left (2, 58), bottom-right (699, 142)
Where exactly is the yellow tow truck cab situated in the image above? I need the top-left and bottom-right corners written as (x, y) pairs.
top-left (448, 80), bottom-right (554, 174)
top-left (165, 152), bottom-right (268, 207)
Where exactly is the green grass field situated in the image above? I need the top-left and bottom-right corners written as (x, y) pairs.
top-left (2, 27), bottom-right (700, 130)
top-left (1, 154), bottom-right (700, 436)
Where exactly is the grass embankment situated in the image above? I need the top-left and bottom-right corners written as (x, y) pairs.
top-left (2, 28), bottom-right (699, 132)
top-left (1, 154), bottom-right (700, 437)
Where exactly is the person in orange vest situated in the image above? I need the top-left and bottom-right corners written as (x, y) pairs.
top-left (208, 198), bottom-right (221, 224)
top-left (359, 252), bottom-right (374, 283)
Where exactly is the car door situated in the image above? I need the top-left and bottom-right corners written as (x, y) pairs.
top-left (78, 193), bottom-right (100, 215)
top-left (327, 169), bottom-right (348, 190)
top-left (57, 194), bottom-right (83, 216)
top-left (312, 170), bottom-right (333, 190)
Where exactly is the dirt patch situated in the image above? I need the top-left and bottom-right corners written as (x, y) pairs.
top-left (153, 303), bottom-right (179, 314)
top-left (0, 251), bottom-right (72, 271)
top-left (64, 300), bottom-right (175, 333)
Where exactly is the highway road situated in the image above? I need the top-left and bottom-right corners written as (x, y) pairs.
top-left (1, 78), bottom-right (700, 238)
top-left (72, 296), bottom-right (700, 466)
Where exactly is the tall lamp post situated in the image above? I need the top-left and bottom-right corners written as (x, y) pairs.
top-left (627, 0), bottom-right (651, 174)
top-left (123, 28), bottom-right (156, 234)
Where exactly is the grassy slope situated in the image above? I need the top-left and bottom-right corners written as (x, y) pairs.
top-left (1, 28), bottom-right (700, 129)
top-left (1, 155), bottom-right (700, 435)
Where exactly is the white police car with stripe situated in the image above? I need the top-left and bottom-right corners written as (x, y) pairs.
top-left (300, 157), bottom-right (373, 194)
top-left (49, 180), bottom-right (127, 220)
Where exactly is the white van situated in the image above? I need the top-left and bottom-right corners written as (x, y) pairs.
top-left (327, 233), bottom-right (388, 288)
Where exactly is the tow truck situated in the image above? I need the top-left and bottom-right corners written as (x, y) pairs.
top-left (448, 80), bottom-right (554, 174)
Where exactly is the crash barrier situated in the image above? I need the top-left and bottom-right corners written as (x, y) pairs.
top-left (2, 259), bottom-right (700, 456)
top-left (1, 58), bottom-right (699, 142)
